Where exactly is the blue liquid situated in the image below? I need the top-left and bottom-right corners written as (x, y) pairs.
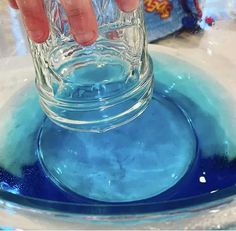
top-left (52, 55), bottom-right (137, 100)
top-left (0, 52), bottom-right (236, 214)
top-left (38, 95), bottom-right (196, 203)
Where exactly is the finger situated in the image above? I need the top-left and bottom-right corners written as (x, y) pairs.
top-left (115, 0), bottom-right (140, 13)
top-left (60, 0), bottom-right (98, 46)
top-left (8, 0), bottom-right (18, 9)
top-left (16, 0), bottom-right (49, 43)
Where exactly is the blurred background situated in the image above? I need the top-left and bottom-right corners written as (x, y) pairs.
top-left (0, 0), bottom-right (235, 59)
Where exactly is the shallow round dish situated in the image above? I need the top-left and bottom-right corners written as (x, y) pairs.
top-left (1, 20), bottom-right (236, 229)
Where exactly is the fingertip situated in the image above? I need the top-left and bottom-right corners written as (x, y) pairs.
top-left (61, 0), bottom-right (98, 46)
top-left (116, 0), bottom-right (140, 13)
top-left (73, 30), bottom-right (98, 46)
top-left (28, 29), bottom-right (50, 44)
top-left (8, 0), bottom-right (18, 9)
top-left (15, 0), bottom-right (50, 43)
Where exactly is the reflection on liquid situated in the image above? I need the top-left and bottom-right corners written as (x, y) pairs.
top-left (0, 1), bottom-right (28, 58)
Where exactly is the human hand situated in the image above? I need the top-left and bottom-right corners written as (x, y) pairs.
top-left (8, 0), bottom-right (140, 46)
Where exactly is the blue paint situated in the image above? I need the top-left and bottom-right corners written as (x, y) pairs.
top-left (0, 52), bottom-right (236, 214)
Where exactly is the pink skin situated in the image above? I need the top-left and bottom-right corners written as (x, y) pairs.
top-left (9, 0), bottom-right (139, 46)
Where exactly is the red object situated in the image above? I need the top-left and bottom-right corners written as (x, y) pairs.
top-left (205, 16), bottom-right (215, 26)
top-left (108, 31), bottom-right (120, 40)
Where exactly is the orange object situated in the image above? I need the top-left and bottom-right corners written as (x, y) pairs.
top-left (144, 0), bottom-right (173, 19)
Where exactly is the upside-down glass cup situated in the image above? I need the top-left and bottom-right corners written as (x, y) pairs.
top-left (30, 0), bottom-right (153, 133)
top-left (26, 0), bottom-right (196, 203)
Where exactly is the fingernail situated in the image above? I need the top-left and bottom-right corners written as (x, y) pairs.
top-left (118, 0), bottom-right (140, 12)
top-left (74, 31), bottom-right (97, 46)
top-left (27, 30), bottom-right (49, 44)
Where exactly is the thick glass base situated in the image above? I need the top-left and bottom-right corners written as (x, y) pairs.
top-left (38, 43), bottom-right (153, 133)
top-left (38, 93), bottom-right (197, 203)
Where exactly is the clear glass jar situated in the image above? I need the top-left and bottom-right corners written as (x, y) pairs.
top-left (29, 0), bottom-right (153, 132)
